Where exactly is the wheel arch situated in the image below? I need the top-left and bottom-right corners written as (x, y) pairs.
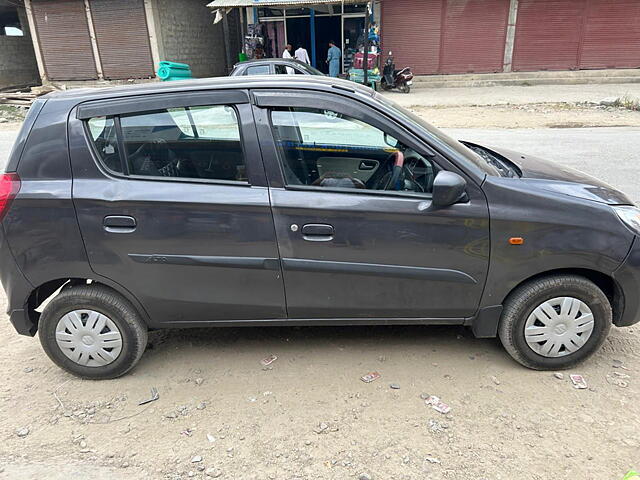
top-left (502, 268), bottom-right (621, 324)
top-left (25, 277), bottom-right (151, 334)
top-left (473, 267), bottom-right (621, 338)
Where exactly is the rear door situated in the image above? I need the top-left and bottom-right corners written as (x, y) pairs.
top-left (69, 90), bottom-right (286, 327)
top-left (252, 90), bottom-right (490, 321)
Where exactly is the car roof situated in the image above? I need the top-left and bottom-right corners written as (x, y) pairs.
top-left (234, 58), bottom-right (309, 67)
top-left (45, 76), bottom-right (375, 104)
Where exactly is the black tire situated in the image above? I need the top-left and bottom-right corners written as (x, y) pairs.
top-left (400, 84), bottom-right (411, 94)
top-left (498, 275), bottom-right (611, 370)
top-left (38, 284), bottom-right (148, 379)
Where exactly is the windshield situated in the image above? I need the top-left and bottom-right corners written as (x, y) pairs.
top-left (374, 93), bottom-right (501, 177)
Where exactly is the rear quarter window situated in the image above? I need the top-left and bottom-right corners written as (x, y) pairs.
top-left (87, 116), bottom-right (122, 173)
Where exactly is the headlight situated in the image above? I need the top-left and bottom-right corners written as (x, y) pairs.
top-left (613, 205), bottom-right (640, 234)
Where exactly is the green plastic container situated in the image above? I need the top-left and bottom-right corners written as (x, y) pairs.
top-left (157, 61), bottom-right (193, 81)
top-left (238, 52), bottom-right (248, 63)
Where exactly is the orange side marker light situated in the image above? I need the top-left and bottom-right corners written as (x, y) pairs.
top-left (509, 237), bottom-right (524, 245)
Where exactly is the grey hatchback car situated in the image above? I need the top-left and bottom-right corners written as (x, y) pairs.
top-left (2, 76), bottom-right (640, 379)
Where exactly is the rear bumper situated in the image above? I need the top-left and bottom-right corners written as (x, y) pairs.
top-left (0, 226), bottom-right (35, 336)
top-left (9, 309), bottom-right (35, 336)
top-left (613, 236), bottom-right (640, 327)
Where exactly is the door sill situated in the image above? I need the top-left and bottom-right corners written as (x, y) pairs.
top-left (154, 317), bottom-right (466, 328)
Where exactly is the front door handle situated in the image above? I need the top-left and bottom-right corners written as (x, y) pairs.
top-left (301, 223), bottom-right (334, 241)
top-left (103, 215), bottom-right (136, 233)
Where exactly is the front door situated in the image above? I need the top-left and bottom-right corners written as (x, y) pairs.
top-left (253, 90), bottom-right (490, 321)
top-left (69, 91), bottom-right (286, 327)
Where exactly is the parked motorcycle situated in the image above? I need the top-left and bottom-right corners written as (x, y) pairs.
top-left (381, 52), bottom-right (414, 93)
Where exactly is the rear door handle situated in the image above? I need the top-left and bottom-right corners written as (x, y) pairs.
top-left (301, 223), bottom-right (334, 241)
top-left (103, 215), bottom-right (136, 233)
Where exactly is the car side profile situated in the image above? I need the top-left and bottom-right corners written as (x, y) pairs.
top-left (229, 58), bottom-right (324, 76)
top-left (2, 76), bottom-right (640, 379)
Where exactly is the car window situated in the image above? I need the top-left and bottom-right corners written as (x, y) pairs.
top-left (270, 107), bottom-right (439, 195)
top-left (87, 116), bottom-right (122, 173)
top-left (245, 65), bottom-right (271, 75)
top-left (87, 105), bottom-right (248, 183)
top-left (167, 106), bottom-right (242, 140)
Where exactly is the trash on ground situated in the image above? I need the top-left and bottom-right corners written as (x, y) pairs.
top-left (15, 426), bottom-right (30, 438)
top-left (191, 455), bottom-right (203, 463)
top-left (607, 372), bottom-right (630, 388)
top-left (389, 383), bottom-right (400, 389)
top-left (425, 456), bottom-right (441, 464)
top-left (260, 354), bottom-right (278, 366)
top-left (360, 372), bottom-right (381, 383)
top-left (554, 372), bottom-right (564, 380)
top-left (425, 395), bottom-right (451, 414)
top-left (313, 422), bottom-right (330, 434)
top-left (570, 374), bottom-right (588, 389)
top-left (138, 387), bottom-right (159, 405)
top-left (194, 378), bottom-right (204, 386)
top-left (622, 471), bottom-right (639, 480)
top-left (206, 433), bottom-right (216, 443)
top-left (490, 375), bottom-right (501, 385)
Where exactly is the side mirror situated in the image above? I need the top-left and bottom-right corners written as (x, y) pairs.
top-left (432, 171), bottom-right (467, 207)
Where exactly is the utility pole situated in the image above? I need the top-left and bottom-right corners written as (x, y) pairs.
top-left (363, 2), bottom-right (370, 87)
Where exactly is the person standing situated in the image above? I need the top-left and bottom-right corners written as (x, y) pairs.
top-left (294, 45), bottom-right (311, 64)
top-left (326, 41), bottom-right (342, 77)
top-left (282, 43), bottom-right (295, 74)
top-left (282, 43), bottom-right (293, 59)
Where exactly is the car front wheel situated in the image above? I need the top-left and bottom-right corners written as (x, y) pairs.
top-left (38, 284), bottom-right (148, 379)
top-left (498, 274), bottom-right (611, 370)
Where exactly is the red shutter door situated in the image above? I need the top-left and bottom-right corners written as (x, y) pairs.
top-left (440, 0), bottom-right (510, 74)
top-left (31, 0), bottom-right (98, 80)
top-left (579, 0), bottom-right (640, 69)
top-left (512, 0), bottom-right (585, 71)
top-left (382, 0), bottom-right (443, 75)
top-left (90, 0), bottom-right (155, 79)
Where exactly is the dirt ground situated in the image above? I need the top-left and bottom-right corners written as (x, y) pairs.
top-left (1, 292), bottom-right (639, 480)
top-left (1, 92), bottom-right (640, 480)
top-left (410, 103), bottom-right (640, 129)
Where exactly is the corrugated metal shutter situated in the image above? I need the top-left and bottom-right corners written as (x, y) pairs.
top-left (89, 0), bottom-right (154, 79)
top-left (382, 0), bottom-right (443, 75)
top-left (511, 0), bottom-right (585, 71)
top-left (31, 0), bottom-right (98, 81)
top-left (440, 0), bottom-right (510, 74)
top-left (579, 0), bottom-right (640, 69)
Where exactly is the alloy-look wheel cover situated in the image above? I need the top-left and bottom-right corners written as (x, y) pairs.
top-left (55, 309), bottom-right (123, 367)
top-left (524, 297), bottom-right (595, 358)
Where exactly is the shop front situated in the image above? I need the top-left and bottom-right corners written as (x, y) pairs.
top-left (209, 0), bottom-right (377, 75)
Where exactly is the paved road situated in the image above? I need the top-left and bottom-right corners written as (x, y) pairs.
top-left (448, 126), bottom-right (640, 202)
top-left (3, 126), bottom-right (640, 201)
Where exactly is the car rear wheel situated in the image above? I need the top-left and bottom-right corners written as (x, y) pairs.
top-left (498, 275), bottom-right (611, 370)
top-left (38, 284), bottom-right (147, 379)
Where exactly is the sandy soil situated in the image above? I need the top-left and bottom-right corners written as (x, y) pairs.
top-left (1, 290), bottom-right (639, 480)
top-left (405, 103), bottom-right (640, 129)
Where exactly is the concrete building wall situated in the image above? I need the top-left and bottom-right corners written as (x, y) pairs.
top-left (0, 8), bottom-right (39, 88)
top-left (154, 0), bottom-right (227, 78)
